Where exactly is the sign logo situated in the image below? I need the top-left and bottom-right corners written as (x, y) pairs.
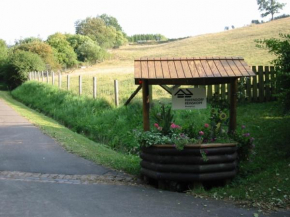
top-left (172, 88), bottom-right (206, 110)
top-left (174, 89), bottom-right (193, 98)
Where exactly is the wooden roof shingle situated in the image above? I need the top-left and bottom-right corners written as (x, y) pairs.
top-left (134, 57), bottom-right (255, 85)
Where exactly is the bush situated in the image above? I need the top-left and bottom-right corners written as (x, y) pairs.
top-left (256, 34), bottom-right (290, 113)
top-left (3, 50), bottom-right (45, 89)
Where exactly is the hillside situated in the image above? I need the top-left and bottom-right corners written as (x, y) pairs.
top-left (72, 17), bottom-right (290, 75)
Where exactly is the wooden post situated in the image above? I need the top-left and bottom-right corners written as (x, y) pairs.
top-left (93, 77), bottom-right (97, 99)
top-left (265, 66), bottom-right (270, 102)
top-left (252, 66), bottom-right (257, 102)
top-left (258, 66), bottom-right (264, 102)
top-left (46, 71), bottom-right (49, 83)
top-left (270, 66), bottom-right (276, 100)
top-left (52, 72), bottom-right (55, 85)
top-left (34, 71), bottom-right (36, 80)
top-left (37, 72), bottom-right (40, 81)
top-left (229, 78), bottom-right (238, 133)
top-left (29, 72), bottom-right (31, 80)
top-left (58, 73), bottom-right (61, 88)
top-left (79, 75), bottom-right (82, 95)
top-left (142, 80), bottom-right (150, 131)
top-left (67, 75), bottom-right (70, 90)
top-left (149, 85), bottom-right (153, 107)
top-left (41, 71), bottom-right (44, 82)
top-left (114, 80), bottom-right (119, 107)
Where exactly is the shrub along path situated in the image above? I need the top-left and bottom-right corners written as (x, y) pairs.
top-left (0, 97), bottom-right (288, 217)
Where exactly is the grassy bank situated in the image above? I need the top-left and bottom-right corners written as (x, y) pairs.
top-left (9, 81), bottom-right (290, 210)
top-left (0, 90), bottom-right (140, 175)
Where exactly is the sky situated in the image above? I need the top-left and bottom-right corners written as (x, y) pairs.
top-left (1, 0), bottom-right (289, 45)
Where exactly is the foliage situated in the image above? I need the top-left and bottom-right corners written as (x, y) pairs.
top-left (135, 103), bottom-right (254, 158)
top-left (0, 39), bottom-right (8, 62)
top-left (75, 16), bottom-right (127, 49)
top-left (128, 34), bottom-right (168, 42)
top-left (47, 33), bottom-right (78, 68)
top-left (65, 34), bottom-right (105, 63)
top-left (15, 37), bottom-right (42, 45)
top-left (99, 14), bottom-right (123, 32)
top-left (14, 40), bottom-right (60, 70)
top-left (257, 0), bottom-right (286, 20)
top-left (256, 34), bottom-right (290, 113)
top-left (2, 50), bottom-right (45, 89)
top-left (11, 82), bottom-right (142, 154)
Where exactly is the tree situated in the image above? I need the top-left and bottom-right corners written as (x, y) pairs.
top-left (256, 34), bottom-right (290, 113)
top-left (75, 16), bottom-right (127, 49)
top-left (99, 14), bottom-right (122, 32)
top-left (47, 33), bottom-right (78, 68)
top-left (65, 34), bottom-right (105, 63)
top-left (0, 39), bottom-right (8, 63)
top-left (14, 40), bottom-right (60, 70)
top-left (2, 50), bottom-right (45, 89)
top-left (257, 0), bottom-right (286, 20)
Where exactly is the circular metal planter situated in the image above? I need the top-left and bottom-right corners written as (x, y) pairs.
top-left (140, 143), bottom-right (238, 183)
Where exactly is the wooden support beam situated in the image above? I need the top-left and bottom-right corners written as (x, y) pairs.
top-left (229, 78), bottom-right (238, 133)
top-left (124, 85), bottom-right (142, 106)
top-left (142, 80), bottom-right (150, 131)
top-left (159, 85), bottom-right (172, 94)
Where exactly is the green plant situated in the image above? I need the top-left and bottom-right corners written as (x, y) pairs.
top-left (256, 33), bottom-right (290, 113)
top-left (3, 50), bottom-right (45, 89)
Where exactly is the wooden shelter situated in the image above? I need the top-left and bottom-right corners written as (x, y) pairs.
top-left (133, 57), bottom-right (256, 133)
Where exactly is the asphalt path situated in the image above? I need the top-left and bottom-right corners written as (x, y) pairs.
top-left (0, 99), bottom-right (288, 217)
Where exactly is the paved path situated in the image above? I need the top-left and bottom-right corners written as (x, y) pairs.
top-left (0, 99), bottom-right (288, 217)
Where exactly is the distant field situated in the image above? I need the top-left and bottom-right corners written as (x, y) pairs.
top-left (41, 18), bottom-right (290, 104)
top-left (111, 17), bottom-right (290, 66)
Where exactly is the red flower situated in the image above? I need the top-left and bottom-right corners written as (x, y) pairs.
top-left (204, 123), bottom-right (209, 128)
top-left (199, 131), bottom-right (204, 136)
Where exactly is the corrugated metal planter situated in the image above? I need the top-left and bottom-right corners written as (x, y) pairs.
top-left (140, 143), bottom-right (238, 188)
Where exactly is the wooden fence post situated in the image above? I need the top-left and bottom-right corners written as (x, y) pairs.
top-left (270, 66), bottom-right (276, 100)
top-left (114, 80), bottom-right (119, 107)
top-left (41, 71), bottom-right (44, 82)
top-left (29, 72), bottom-right (31, 80)
top-left (93, 77), bottom-right (97, 99)
top-left (264, 66), bottom-right (270, 102)
top-left (79, 75), bottom-right (82, 95)
top-left (67, 75), bottom-right (70, 90)
top-left (252, 66), bottom-right (258, 102)
top-left (52, 72), bottom-right (55, 85)
top-left (258, 66), bottom-right (264, 102)
top-left (58, 73), bottom-right (61, 88)
top-left (46, 71), bottom-right (49, 83)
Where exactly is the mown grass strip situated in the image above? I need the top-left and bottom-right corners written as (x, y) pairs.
top-left (0, 90), bottom-right (141, 175)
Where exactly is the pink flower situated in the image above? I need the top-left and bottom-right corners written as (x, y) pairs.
top-left (241, 125), bottom-right (246, 129)
top-left (199, 131), bottom-right (204, 136)
top-left (243, 133), bottom-right (250, 137)
top-left (171, 123), bottom-right (181, 129)
top-left (204, 123), bottom-right (209, 128)
top-left (154, 123), bottom-right (159, 128)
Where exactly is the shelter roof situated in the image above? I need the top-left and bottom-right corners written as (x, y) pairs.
top-left (134, 57), bottom-right (255, 85)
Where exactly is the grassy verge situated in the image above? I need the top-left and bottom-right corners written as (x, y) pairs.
top-left (0, 90), bottom-right (141, 175)
top-left (190, 103), bottom-right (290, 210)
top-left (8, 81), bottom-right (290, 210)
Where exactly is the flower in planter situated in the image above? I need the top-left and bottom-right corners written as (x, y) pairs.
top-left (133, 103), bottom-right (255, 162)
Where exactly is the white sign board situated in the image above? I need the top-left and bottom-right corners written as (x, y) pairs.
top-left (172, 88), bottom-right (207, 110)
